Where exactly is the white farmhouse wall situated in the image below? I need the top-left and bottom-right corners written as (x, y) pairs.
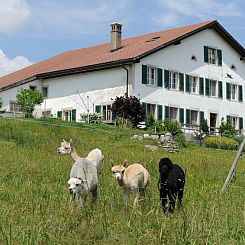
top-left (135, 29), bottom-right (245, 127)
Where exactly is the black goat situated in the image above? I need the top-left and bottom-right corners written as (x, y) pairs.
top-left (158, 158), bottom-right (185, 213)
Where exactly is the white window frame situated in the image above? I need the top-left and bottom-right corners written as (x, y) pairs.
top-left (190, 75), bottom-right (199, 94)
top-left (230, 115), bottom-right (238, 129)
top-left (102, 104), bottom-right (112, 122)
top-left (42, 86), bottom-right (49, 98)
top-left (190, 110), bottom-right (198, 126)
top-left (9, 101), bottom-right (21, 113)
top-left (230, 83), bottom-right (238, 101)
top-left (169, 71), bottom-right (179, 90)
top-left (146, 66), bottom-right (157, 86)
top-left (208, 47), bottom-right (217, 65)
top-left (145, 103), bottom-right (156, 118)
top-left (169, 107), bottom-right (178, 121)
top-left (42, 110), bottom-right (51, 118)
top-left (210, 79), bottom-right (217, 97)
top-left (63, 110), bottom-right (72, 121)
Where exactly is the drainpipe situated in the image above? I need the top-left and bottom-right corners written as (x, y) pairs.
top-left (122, 66), bottom-right (129, 97)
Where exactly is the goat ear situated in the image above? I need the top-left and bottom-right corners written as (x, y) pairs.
top-left (110, 159), bottom-right (115, 167)
top-left (62, 139), bottom-right (66, 142)
top-left (122, 159), bottom-right (128, 167)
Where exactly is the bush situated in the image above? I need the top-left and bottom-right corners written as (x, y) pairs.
top-left (112, 96), bottom-right (145, 127)
top-left (204, 136), bottom-right (239, 150)
top-left (219, 117), bottom-right (236, 136)
top-left (145, 114), bottom-right (155, 128)
top-left (163, 119), bottom-right (182, 135)
top-left (80, 113), bottom-right (101, 123)
top-left (200, 118), bottom-right (209, 133)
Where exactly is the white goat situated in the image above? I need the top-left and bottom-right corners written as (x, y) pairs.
top-left (110, 160), bottom-right (150, 208)
top-left (57, 139), bottom-right (104, 174)
top-left (68, 158), bottom-right (98, 208)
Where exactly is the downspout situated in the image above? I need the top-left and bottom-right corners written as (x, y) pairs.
top-left (122, 66), bottom-right (129, 97)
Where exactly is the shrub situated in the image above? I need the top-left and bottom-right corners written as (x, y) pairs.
top-left (145, 114), bottom-right (155, 128)
top-left (111, 96), bottom-right (145, 127)
top-left (219, 117), bottom-right (236, 136)
top-left (200, 118), bottom-right (209, 133)
top-left (163, 119), bottom-right (182, 136)
top-left (80, 113), bottom-right (101, 123)
top-left (204, 136), bottom-right (239, 150)
top-left (16, 89), bottom-right (43, 118)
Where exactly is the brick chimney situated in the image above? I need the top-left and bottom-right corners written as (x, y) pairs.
top-left (110, 22), bottom-right (122, 52)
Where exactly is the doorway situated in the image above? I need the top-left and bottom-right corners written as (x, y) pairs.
top-left (210, 113), bottom-right (218, 132)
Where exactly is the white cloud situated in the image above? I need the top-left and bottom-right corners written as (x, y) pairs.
top-left (0, 0), bottom-right (30, 34)
top-left (154, 0), bottom-right (241, 27)
top-left (0, 49), bottom-right (32, 76)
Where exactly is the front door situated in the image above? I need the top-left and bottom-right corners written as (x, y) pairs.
top-left (210, 113), bottom-right (217, 132)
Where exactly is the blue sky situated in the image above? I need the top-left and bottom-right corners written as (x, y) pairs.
top-left (0, 0), bottom-right (244, 76)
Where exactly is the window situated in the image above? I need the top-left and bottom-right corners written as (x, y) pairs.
top-left (169, 71), bottom-right (178, 90)
top-left (230, 116), bottom-right (238, 129)
top-left (29, 85), bottom-right (36, 91)
top-left (9, 101), bottom-right (21, 113)
top-left (169, 107), bottom-right (178, 121)
top-left (42, 110), bottom-right (51, 118)
top-left (231, 84), bottom-right (238, 100)
top-left (42, 86), bottom-right (48, 98)
top-left (147, 66), bottom-right (157, 86)
top-left (63, 110), bottom-right (71, 121)
top-left (208, 47), bottom-right (217, 64)
top-left (190, 76), bottom-right (198, 93)
top-left (145, 103), bottom-right (156, 117)
top-left (190, 110), bottom-right (198, 125)
top-left (210, 80), bottom-right (217, 97)
top-left (102, 105), bottom-right (112, 122)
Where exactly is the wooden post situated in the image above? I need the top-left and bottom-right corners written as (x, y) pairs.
top-left (221, 136), bottom-right (245, 193)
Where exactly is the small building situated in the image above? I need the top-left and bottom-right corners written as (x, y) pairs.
top-left (0, 20), bottom-right (245, 131)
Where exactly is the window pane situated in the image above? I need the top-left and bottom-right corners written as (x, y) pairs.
top-left (190, 110), bottom-right (198, 125)
top-left (170, 107), bottom-right (178, 121)
top-left (170, 72), bottom-right (178, 89)
top-left (210, 80), bottom-right (217, 96)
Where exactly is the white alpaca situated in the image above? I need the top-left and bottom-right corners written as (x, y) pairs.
top-left (110, 160), bottom-right (150, 208)
top-left (57, 139), bottom-right (104, 174)
top-left (68, 158), bottom-right (98, 207)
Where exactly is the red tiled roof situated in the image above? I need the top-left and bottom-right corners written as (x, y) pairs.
top-left (0, 20), bottom-right (244, 90)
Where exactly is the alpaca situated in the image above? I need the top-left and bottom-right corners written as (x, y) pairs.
top-left (68, 158), bottom-right (98, 207)
top-left (57, 139), bottom-right (104, 174)
top-left (158, 157), bottom-right (185, 213)
top-left (110, 160), bottom-right (150, 208)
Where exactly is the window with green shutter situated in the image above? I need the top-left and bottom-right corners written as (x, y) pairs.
top-left (71, 109), bottom-right (76, 121)
top-left (218, 81), bottom-right (223, 98)
top-left (199, 77), bottom-right (204, 95)
top-left (95, 105), bottom-right (101, 114)
top-left (226, 82), bottom-right (231, 100)
top-left (205, 78), bottom-right (210, 96)
top-left (179, 73), bottom-right (184, 91)
top-left (157, 105), bottom-right (163, 121)
top-left (239, 117), bottom-right (243, 130)
top-left (186, 109), bottom-right (190, 125)
top-left (165, 106), bottom-right (169, 119)
top-left (199, 111), bottom-right (204, 125)
top-left (142, 102), bottom-right (146, 115)
top-left (185, 74), bottom-right (190, 93)
top-left (164, 70), bottom-right (169, 89)
top-left (239, 85), bottom-right (243, 102)
top-left (179, 108), bottom-right (184, 125)
top-left (142, 65), bottom-right (147, 84)
top-left (217, 49), bottom-right (222, 66)
top-left (157, 68), bottom-right (163, 87)
top-left (204, 46), bottom-right (208, 63)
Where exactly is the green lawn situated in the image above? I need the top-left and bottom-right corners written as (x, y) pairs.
top-left (0, 118), bottom-right (244, 244)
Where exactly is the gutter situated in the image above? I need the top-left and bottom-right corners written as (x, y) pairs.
top-left (122, 66), bottom-right (129, 97)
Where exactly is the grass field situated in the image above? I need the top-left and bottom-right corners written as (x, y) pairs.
top-left (0, 118), bottom-right (245, 244)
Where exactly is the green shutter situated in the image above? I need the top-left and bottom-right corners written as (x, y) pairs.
top-left (239, 117), bottom-right (243, 130)
top-left (165, 106), bottom-right (169, 119)
top-left (142, 65), bottom-right (147, 84)
top-left (199, 77), bottom-right (204, 95)
top-left (200, 111), bottom-right (204, 125)
top-left (226, 82), bottom-right (231, 100)
top-left (157, 105), bottom-right (163, 121)
top-left (204, 46), bottom-right (208, 63)
top-left (217, 49), bottom-right (222, 66)
top-left (179, 73), bottom-right (184, 91)
top-left (157, 68), bottom-right (163, 87)
top-left (226, 115), bottom-right (231, 123)
top-left (186, 109), bottom-right (190, 125)
top-left (239, 85), bottom-right (243, 102)
top-left (185, 74), bottom-right (190, 93)
top-left (179, 108), bottom-right (184, 125)
top-left (164, 70), bottom-right (169, 89)
top-left (71, 109), bottom-right (76, 121)
top-left (142, 102), bottom-right (147, 115)
top-left (57, 111), bottom-right (62, 119)
top-left (218, 81), bottom-right (223, 98)
top-left (205, 78), bottom-right (210, 96)
top-left (95, 105), bottom-right (101, 113)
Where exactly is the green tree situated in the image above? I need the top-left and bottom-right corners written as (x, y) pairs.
top-left (16, 89), bottom-right (43, 118)
top-left (219, 117), bottom-right (236, 136)
top-left (112, 95), bottom-right (145, 127)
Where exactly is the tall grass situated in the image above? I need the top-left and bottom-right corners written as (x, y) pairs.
top-left (0, 118), bottom-right (245, 244)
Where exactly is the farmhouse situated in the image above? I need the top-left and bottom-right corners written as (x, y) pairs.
top-left (0, 20), bottom-right (245, 131)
